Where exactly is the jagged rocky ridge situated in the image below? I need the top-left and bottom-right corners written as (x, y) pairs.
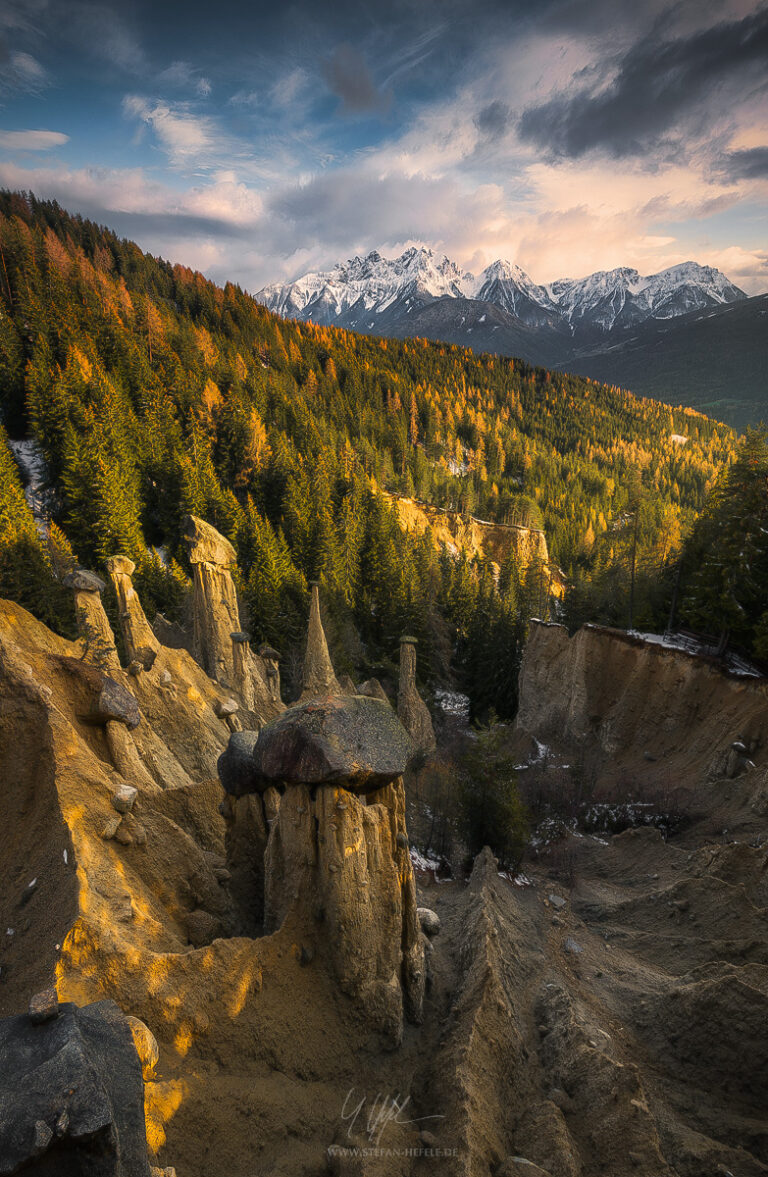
top-left (257, 247), bottom-right (745, 337)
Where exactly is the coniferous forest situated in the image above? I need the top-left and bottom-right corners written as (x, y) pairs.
top-left (1, 191), bottom-right (765, 714)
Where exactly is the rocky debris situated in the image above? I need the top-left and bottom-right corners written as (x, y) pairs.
top-left (300, 583), bottom-right (342, 700)
top-left (548, 894), bottom-right (567, 909)
top-left (417, 907), bottom-right (441, 937)
top-left (112, 784), bottom-right (138, 814)
top-left (0, 998), bottom-right (152, 1176)
top-left (563, 937), bottom-right (582, 955)
top-left (397, 636), bottom-right (436, 752)
top-left (64, 568), bottom-right (121, 673)
top-left (105, 556), bottom-right (159, 670)
top-left (235, 694), bottom-right (415, 794)
top-left (126, 1016), bottom-right (159, 1081)
top-left (358, 677), bottom-right (390, 703)
top-left (214, 697), bottom-right (239, 718)
top-left (28, 988), bottom-right (59, 1024)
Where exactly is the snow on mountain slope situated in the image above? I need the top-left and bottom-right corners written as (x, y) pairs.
top-left (258, 247), bottom-right (474, 326)
top-left (545, 262), bottom-right (746, 332)
top-left (256, 249), bottom-right (746, 337)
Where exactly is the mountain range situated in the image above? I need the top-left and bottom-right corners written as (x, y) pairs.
top-left (257, 249), bottom-right (766, 429)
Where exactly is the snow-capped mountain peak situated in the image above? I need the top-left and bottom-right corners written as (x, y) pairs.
top-left (256, 249), bottom-right (745, 336)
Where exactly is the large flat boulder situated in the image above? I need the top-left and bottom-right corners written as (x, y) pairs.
top-left (0, 998), bottom-right (151, 1176)
top-left (220, 695), bottom-right (415, 795)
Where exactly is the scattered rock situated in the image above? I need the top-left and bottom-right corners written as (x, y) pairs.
top-left (112, 784), bottom-right (138, 814)
top-left (28, 988), bottom-right (59, 1024)
top-left (564, 937), bottom-right (583, 955)
top-left (81, 673), bottom-right (141, 730)
top-left (419, 1130), bottom-right (440, 1147)
top-left (214, 697), bottom-right (239, 718)
top-left (417, 907), bottom-right (441, 937)
top-left (551, 915), bottom-right (565, 927)
top-left (548, 894), bottom-right (567, 909)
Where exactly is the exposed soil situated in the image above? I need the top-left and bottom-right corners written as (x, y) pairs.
top-left (2, 598), bottom-right (767, 1176)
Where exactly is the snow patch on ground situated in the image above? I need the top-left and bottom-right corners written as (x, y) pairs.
top-left (410, 847), bottom-right (442, 873)
top-left (435, 689), bottom-right (471, 724)
top-left (628, 629), bottom-right (763, 678)
top-left (8, 438), bottom-right (50, 534)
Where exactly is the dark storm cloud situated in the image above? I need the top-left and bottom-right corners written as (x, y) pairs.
top-left (474, 100), bottom-right (510, 139)
top-left (725, 146), bottom-right (768, 179)
top-left (518, 6), bottom-right (768, 158)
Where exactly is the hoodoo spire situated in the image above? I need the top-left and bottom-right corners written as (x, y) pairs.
top-left (300, 582), bottom-right (342, 700)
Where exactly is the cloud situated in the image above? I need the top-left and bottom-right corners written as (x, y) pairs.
top-left (322, 43), bottom-right (389, 115)
top-left (123, 95), bottom-right (218, 166)
top-left (474, 100), bottom-right (510, 139)
top-left (0, 129), bottom-right (69, 150)
top-left (157, 60), bottom-right (211, 98)
top-left (69, 3), bottom-right (145, 73)
top-left (725, 145), bottom-right (768, 178)
top-left (0, 49), bottom-right (48, 95)
top-left (518, 6), bottom-right (768, 159)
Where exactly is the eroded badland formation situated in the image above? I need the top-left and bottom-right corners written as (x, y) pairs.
top-left (1, 518), bottom-right (767, 1176)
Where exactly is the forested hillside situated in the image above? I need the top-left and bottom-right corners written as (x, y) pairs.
top-left (0, 191), bottom-right (739, 713)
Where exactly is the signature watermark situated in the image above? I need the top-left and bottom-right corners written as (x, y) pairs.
top-left (335, 1087), bottom-right (448, 1150)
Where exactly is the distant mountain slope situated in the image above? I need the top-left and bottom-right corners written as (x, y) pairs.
top-left (559, 295), bottom-right (768, 431)
top-left (383, 296), bottom-right (568, 369)
top-left (258, 247), bottom-right (760, 426)
top-left (258, 248), bottom-right (746, 339)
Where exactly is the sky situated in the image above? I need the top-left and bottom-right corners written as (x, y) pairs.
top-left (0, 0), bottom-right (767, 294)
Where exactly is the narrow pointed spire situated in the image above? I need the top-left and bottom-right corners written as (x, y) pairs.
top-left (300, 583), bottom-right (342, 700)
